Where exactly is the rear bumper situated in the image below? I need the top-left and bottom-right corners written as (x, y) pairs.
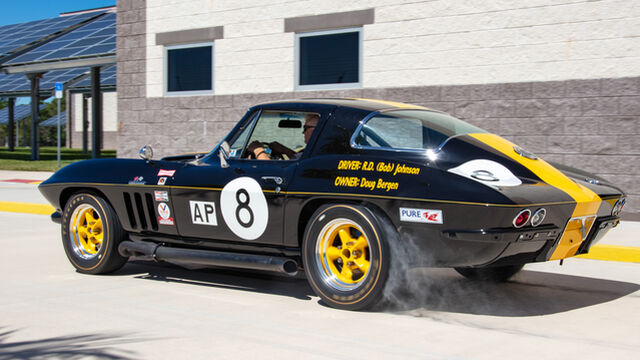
top-left (403, 216), bottom-right (619, 268)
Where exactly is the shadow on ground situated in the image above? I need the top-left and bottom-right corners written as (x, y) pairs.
top-left (114, 261), bottom-right (314, 301)
top-left (113, 261), bottom-right (638, 317)
top-left (382, 268), bottom-right (640, 317)
top-left (0, 328), bottom-right (142, 360)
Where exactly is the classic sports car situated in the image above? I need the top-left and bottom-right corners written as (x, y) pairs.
top-left (39, 98), bottom-right (626, 310)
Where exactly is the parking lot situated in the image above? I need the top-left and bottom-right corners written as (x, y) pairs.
top-left (0, 173), bottom-right (638, 359)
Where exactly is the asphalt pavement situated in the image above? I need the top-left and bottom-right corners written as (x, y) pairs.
top-left (0, 169), bottom-right (638, 359)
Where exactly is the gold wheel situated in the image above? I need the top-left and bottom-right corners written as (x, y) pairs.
top-left (315, 218), bottom-right (371, 291)
top-left (69, 204), bottom-right (104, 260)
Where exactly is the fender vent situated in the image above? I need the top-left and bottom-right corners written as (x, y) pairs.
top-left (123, 192), bottom-right (158, 231)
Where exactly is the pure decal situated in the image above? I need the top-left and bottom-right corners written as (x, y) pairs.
top-left (157, 177), bottom-right (167, 185)
top-left (189, 201), bottom-right (218, 226)
top-left (157, 202), bottom-right (174, 225)
top-left (399, 208), bottom-right (443, 224)
top-left (154, 191), bottom-right (169, 202)
top-left (128, 176), bottom-right (145, 185)
top-left (158, 169), bottom-right (176, 177)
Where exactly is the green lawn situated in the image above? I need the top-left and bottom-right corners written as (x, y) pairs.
top-left (0, 147), bottom-right (116, 171)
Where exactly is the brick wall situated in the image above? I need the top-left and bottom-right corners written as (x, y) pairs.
top-left (117, 0), bottom-right (639, 219)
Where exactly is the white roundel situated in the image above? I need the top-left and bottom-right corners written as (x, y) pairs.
top-left (220, 177), bottom-right (269, 240)
top-left (157, 202), bottom-right (171, 219)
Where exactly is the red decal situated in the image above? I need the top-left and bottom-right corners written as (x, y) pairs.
top-left (158, 169), bottom-right (176, 177)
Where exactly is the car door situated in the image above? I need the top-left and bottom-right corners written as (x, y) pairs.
top-left (170, 107), bottom-right (328, 245)
top-left (170, 158), bottom-right (296, 245)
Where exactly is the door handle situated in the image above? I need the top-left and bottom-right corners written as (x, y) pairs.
top-left (261, 176), bottom-right (283, 185)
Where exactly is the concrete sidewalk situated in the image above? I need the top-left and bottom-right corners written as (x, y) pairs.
top-left (0, 169), bottom-right (53, 181)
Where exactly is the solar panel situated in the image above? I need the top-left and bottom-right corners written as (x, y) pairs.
top-left (6, 12), bottom-right (116, 65)
top-left (0, 68), bottom-right (90, 95)
top-left (69, 65), bottom-right (116, 90)
top-left (0, 103), bottom-right (48, 125)
top-left (40, 111), bottom-right (66, 127)
top-left (0, 12), bottom-right (103, 58)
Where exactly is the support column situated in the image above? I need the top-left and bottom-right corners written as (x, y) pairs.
top-left (82, 94), bottom-right (89, 154)
top-left (7, 98), bottom-right (15, 151)
top-left (27, 73), bottom-right (42, 161)
top-left (65, 90), bottom-right (72, 148)
top-left (91, 67), bottom-right (102, 159)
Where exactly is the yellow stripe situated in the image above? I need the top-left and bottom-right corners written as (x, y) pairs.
top-left (470, 133), bottom-right (602, 260)
top-left (0, 201), bottom-right (55, 215)
top-left (350, 98), bottom-right (429, 110)
top-left (576, 245), bottom-right (640, 263)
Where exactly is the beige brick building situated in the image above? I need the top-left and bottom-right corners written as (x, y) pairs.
top-left (116, 0), bottom-right (640, 218)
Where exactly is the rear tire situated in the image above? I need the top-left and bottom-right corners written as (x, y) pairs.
top-left (61, 193), bottom-right (128, 274)
top-left (454, 264), bottom-right (524, 282)
top-left (302, 204), bottom-right (392, 310)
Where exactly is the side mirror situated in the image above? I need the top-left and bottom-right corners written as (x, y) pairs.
top-left (219, 141), bottom-right (230, 168)
top-left (139, 145), bottom-right (153, 162)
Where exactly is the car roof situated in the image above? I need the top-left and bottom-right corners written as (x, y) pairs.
top-left (255, 98), bottom-right (429, 113)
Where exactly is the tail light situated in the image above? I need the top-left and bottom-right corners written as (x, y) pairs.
top-left (531, 208), bottom-right (546, 227)
top-left (612, 198), bottom-right (626, 216)
top-left (513, 209), bottom-right (531, 228)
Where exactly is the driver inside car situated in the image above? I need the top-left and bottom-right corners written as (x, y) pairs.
top-left (246, 113), bottom-right (319, 160)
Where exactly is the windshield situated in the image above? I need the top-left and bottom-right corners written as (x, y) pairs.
top-left (352, 109), bottom-right (486, 151)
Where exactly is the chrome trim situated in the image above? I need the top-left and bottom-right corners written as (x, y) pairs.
top-left (584, 177), bottom-right (601, 185)
top-left (470, 170), bottom-right (499, 182)
top-left (513, 145), bottom-right (538, 160)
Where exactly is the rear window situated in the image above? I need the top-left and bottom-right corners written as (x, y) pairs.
top-left (352, 110), bottom-right (486, 150)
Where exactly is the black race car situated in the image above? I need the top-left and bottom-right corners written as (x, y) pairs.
top-left (39, 98), bottom-right (626, 310)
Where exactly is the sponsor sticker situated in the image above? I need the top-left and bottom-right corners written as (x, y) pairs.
top-left (157, 202), bottom-right (174, 225)
top-left (157, 177), bottom-right (167, 185)
top-left (158, 169), bottom-right (176, 177)
top-left (399, 208), bottom-right (443, 224)
top-left (189, 201), bottom-right (218, 226)
top-left (128, 176), bottom-right (145, 185)
top-left (154, 191), bottom-right (168, 202)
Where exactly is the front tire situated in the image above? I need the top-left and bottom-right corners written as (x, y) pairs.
top-left (61, 193), bottom-right (128, 274)
top-left (454, 264), bottom-right (524, 282)
top-left (302, 204), bottom-right (391, 310)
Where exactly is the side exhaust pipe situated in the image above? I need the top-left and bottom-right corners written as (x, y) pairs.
top-left (118, 240), bottom-right (298, 276)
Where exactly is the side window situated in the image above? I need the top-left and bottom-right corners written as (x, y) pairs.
top-left (230, 110), bottom-right (319, 160)
top-left (228, 111), bottom-right (260, 158)
top-left (357, 116), bottom-right (423, 149)
top-left (353, 110), bottom-right (486, 151)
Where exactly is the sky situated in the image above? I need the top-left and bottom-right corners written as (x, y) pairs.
top-left (0, 0), bottom-right (115, 26)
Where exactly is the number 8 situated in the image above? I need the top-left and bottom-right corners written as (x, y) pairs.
top-left (235, 189), bottom-right (254, 228)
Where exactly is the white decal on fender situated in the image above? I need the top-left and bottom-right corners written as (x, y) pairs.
top-left (190, 201), bottom-right (218, 226)
top-left (400, 208), bottom-right (443, 224)
top-left (157, 202), bottom-right (174, 225)
top-left (220, 177), bottom-right (268, 240)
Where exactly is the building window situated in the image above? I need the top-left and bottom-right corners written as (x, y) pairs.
top-left (165, 42), bottom-right (214, 95)
top-left (295, 28), bottom-right (362, 90)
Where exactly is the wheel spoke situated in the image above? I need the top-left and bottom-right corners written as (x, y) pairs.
top-left (353, 236), bottom-right (368, 252)
top-left (354, 257), bottom-right (370, 274)
top-left (326, 246), bottom-right (341, 261)
top-left (85, 210), bottom-right (97, 224)
top-left (338, 228), bottom-right (354, 247)
top-left (340, 265), bottom-right (354, 281)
